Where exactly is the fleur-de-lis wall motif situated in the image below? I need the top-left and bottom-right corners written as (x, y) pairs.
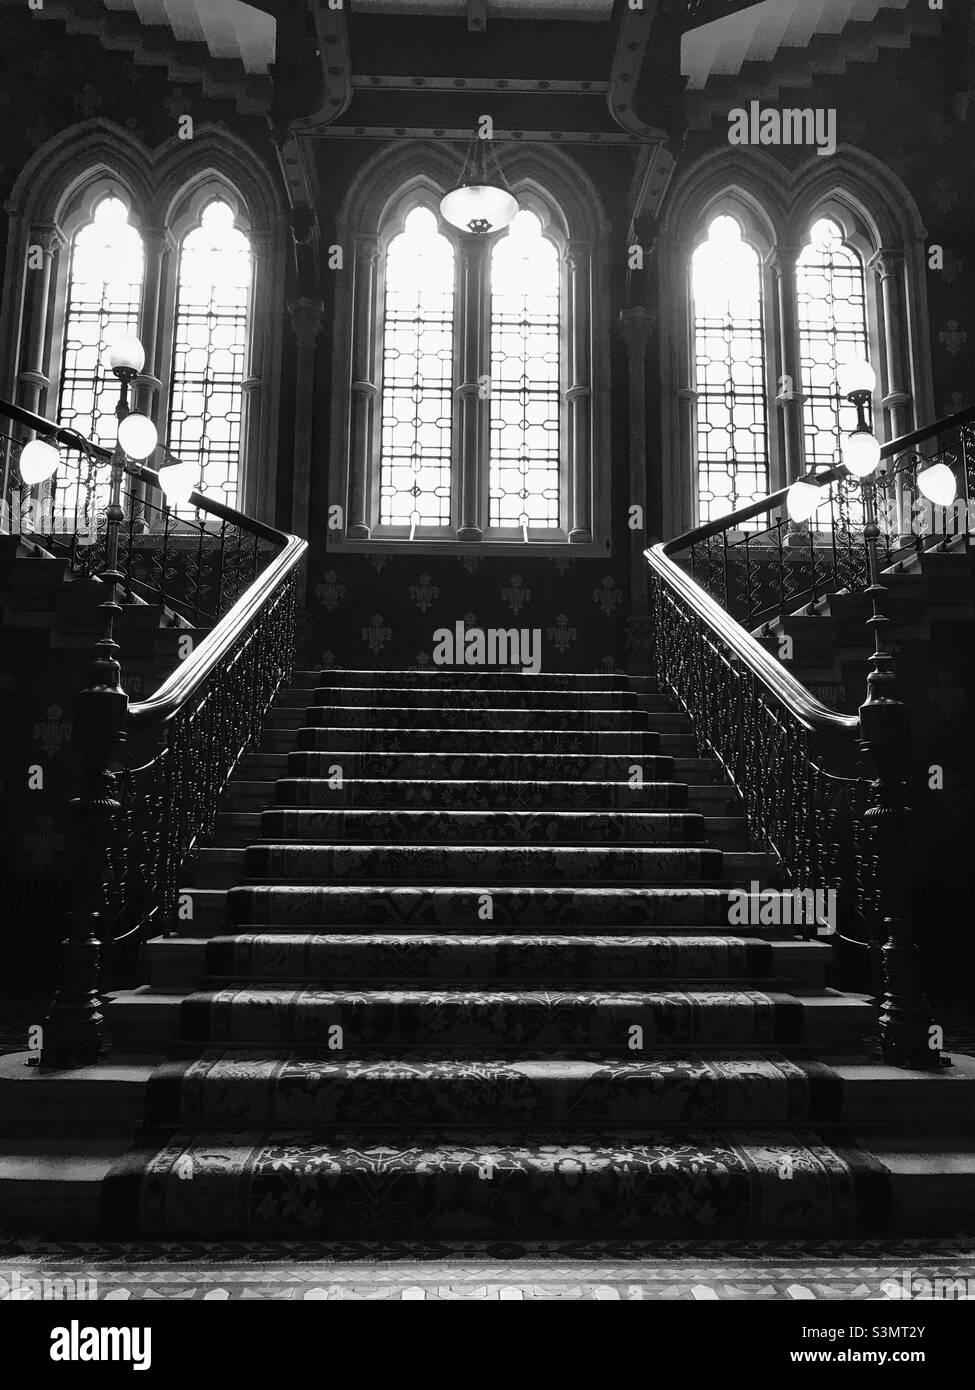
top-left (32, 705), bottom-right (72, 757)
top-left (926, 669), bottom-right (965, 722)
top-left (939, 320), bottom-right (968, 356)
top-left (314, 571), bottom-right (346, 611)
top-left (362, 614), bottom-right (392, 655)
top-left (460, 555), bottom-right (481, 574)
top-left (547, 614), bottom-right (578, 655)
top-left (594, 576), bottom-right (624, 617)
top-left (24, 814), bottom-right (64, 868)
top-left (415, 651), bottom-right (431, 670)
top-left (320, 650), bottom-right (337, 671)
top-left (409, 573), bottom-right (439, 613)
top-left (501, 574), bottom-right (531, 615)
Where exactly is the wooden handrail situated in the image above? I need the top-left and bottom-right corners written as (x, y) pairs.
top-left (649, 403), bottom-right (975, 739)
top-left (128, 532), bottom-right (306, 725)
top-left (0, 396), bottom-right (307, 724)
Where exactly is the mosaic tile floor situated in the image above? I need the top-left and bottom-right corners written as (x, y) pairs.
top-left (1, 1237), bottom-right (974, 1300)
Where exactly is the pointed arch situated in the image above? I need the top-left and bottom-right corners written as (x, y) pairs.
top-left (0, 118), bottom-right (286, 522)
top-left (328, 139), bottom-right (610, 552)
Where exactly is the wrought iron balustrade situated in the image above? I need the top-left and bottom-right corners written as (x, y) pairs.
top-left (680, 408), bottom-right (975, 632)
top-left (0, 400), bottom-right (307, 1064)
top-left (648, 406), bottom-right (972, 1062)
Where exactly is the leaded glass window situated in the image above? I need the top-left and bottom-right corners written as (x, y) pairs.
top-left (690, 214), bottom-right (769, 524)
top-left (55, 196), bottom-right (144, 528)
top-left (379, 206), bottom-right (455, 529)
top-left (167, 199), bottom-right (251, 512)
top-left (489, 210), bottom-right (561, 531)
top-left (796, 216), bottom-right (870, 471)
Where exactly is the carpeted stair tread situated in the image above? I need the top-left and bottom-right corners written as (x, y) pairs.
top-left (226, 884), bottom-right (755, 928)
top-left (309, 686), bottom-right (656, 709)
top-left (255, 808), bottom-right (711, 845)
top-left (313, 670), bottom-right (660, 691)
top-left (171, 986), bottom-right (826, 1050)
top-left (274, 778), bottom-right (693, 810)
top-left (291, 727), bottom-right (664, 754)
top-left (236, 843), bottom-right (725, 885)
top-left (198, 932), bottom-right (791, 984)
top-left (280, 751), bottom-right (678, 781)
top-left (303, 705), bottom-right (663, 730)
top-left (100, 1127), bottom-right (892, 1239)
top-left (141, 1051), bottom-right (845, 1129)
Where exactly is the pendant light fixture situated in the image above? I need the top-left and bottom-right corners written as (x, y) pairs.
top-left (440, 133), bottom-right (518, 235)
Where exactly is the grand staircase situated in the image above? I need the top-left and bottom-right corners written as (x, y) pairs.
top-left (4, 664), bottom-right (969, 1244)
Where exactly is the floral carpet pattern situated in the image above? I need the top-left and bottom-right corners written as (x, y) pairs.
top-left (100, 670), bottom-right (914, 1239)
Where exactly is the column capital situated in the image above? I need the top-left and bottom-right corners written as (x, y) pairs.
top-left (141, 225), bottom-right (177, 255)
top-left (288, 297), bottom-right (325, 348)
top-left (354, 232), bottom-right (381, 266)
top-left (765, 244), bottom-right (800, 275)
top-left (564, 238), bottom-right (592, 272)
top-left (870, 247), bottom-right (905, 280)
top-left (619, 305), bottom-right (656, 358)
top-left (30, 223), bottom-right (66, 256)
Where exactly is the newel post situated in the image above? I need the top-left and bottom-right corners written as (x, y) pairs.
top-left (42, 431), bottom-right (130, 1067)
top-left (857, 477), bottom-right (939, 1071)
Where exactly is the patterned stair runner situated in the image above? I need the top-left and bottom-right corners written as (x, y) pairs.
top-left (103, 669), bottom-right (890, 1240)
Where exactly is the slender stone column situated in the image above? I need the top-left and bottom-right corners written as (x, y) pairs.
top-left (767, 245), bottom-right (807, 545)
top-left (130, 227), bottom-right (171, 532)
top-left (620, 306), bottom-right (655, 674)
top-left (17, 224), bottom-right (64, 418)
top-left (565, 239), bottom-right (593, 543)
top-left (871, 248), bottom-right (913, 538)
top-left (347, 234), bottom-right (380, 539)
top-left (288, 297), bottom-right (324, 536)
top-left (455, 235), bottom-right (487, 541)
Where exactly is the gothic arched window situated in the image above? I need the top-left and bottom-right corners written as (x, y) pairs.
top-left (331, 143), bottom-right (610, 553)
top-left (378, 206), bottom-right (455, 529)
top-left (168, 198), bottom-right (253, 512)
top-left (796, 215), bottom-right (871, 472)
top-left (0, 122), bottom-right (286, 525)
top-left (489, 209), bottom-right (561, 532)
top-left (689, 213), bottom-right (770, 523)
top-left (58, 194), bottom-right (145, 451)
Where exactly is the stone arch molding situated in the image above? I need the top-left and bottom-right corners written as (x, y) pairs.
top-left (655, 143), bottom-right (936, 537)
top-left (0, 118), bottom-right (287, 521)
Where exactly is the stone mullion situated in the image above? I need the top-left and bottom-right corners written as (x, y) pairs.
top-left (620, 305), bottom-right (655, 673)
top-left (767, 245), bottom-right (804, 491)
top-left (241, 231), bottom-right (270, 518)
top-left (288, 297), bottom-right (324, 537)
top-left (17, 224), bottom-right (65, 531)
top-left (130, 227), bottom-right (172, 533)
top-left (347, 233), bottom-right (380, 539)
top-left (455, 236), bottom-right (486, 542)
top-left (566, 239), bottom-right (593, 543)
top-left (871, 248), bottom-right (913, 538)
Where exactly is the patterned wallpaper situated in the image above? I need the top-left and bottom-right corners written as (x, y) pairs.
top-left (299, 552), bottom-right (631, 674)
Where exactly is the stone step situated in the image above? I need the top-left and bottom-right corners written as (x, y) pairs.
top-left (6, 1130), bottom-right (975, 1238)
top-left (145, 934), bottom-right (830, 991)
top-left (220, 778), bottom-right (741, 816)
top-left (170, 885), bottom-right (796, 937)
top-left (188, 843), bottom-right (732, 890)
top-left (275, 687), bottom-right (672, 711)
top-left (4, 1051), bottom-right (975, 1142)
top-left (294, 704), bottom-right (671, 730)
top-left (208, 808), bottom-right (751, 850)
top-left (104, 986), bottom-right (872, 1055)
top-left (240, 750), bottom-right (722, 785)
top-left (266, 704), bottom-right (691, 732)
top-left (259, 725), bottom-right (692, 753)
top-left (313, 670), bottom-right (661, 692)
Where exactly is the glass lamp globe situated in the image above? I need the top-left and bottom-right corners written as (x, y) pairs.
top-left (786, 478), bottom-right (823, 523)
top-left (117, 412), bottom-right (158, 460)
top-left (157, 460), bottom-right (197, 507)
top-left (440, 183), bottom-right (518, 235)
top-left (104, 332), bottom-right (146, 376)
top-left (917, 462), bottom-right (957, 507)
top-left (837, 357), bottom-right (876, 398)
top-left (842, 430), bottom-right (882, 478)
top-left (18, 438), bottom-right (60, 485)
